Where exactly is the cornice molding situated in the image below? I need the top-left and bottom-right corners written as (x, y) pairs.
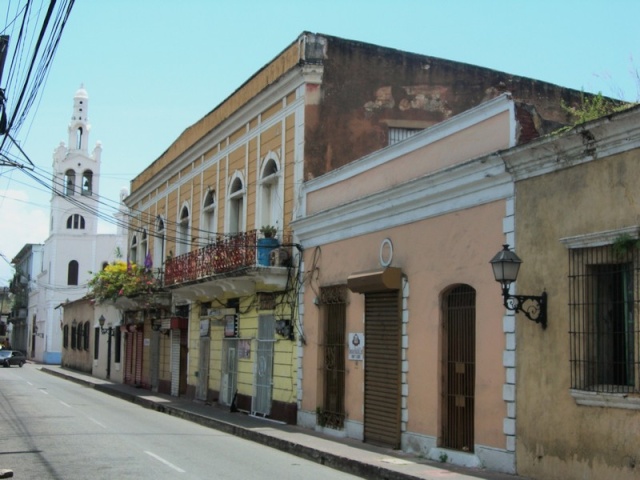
top-left (293, 156), bottom-right (512, 248)
top-left (560, 225), bottom-right (639, 249)
top-left (501, 106), bottom-right (640, 181)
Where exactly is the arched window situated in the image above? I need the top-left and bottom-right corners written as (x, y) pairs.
top-left (67, 260), bottom-right (79, 285)
top-left (71, 322), bottom-right (77, 349)
top-left (130, 235), bottom-right (138, 264)
top-left (259, 155), bottom-right (281, 230)
top-left (66, 214), bottom-right (86, 230)
top-left (76, 127), bottom-right (83, 149)
top-left (64, 169), bottom-right (76, 196)
top-left (228, 177), bottom-right (245, 234)
top-left (140, 229), bottom-right (148, 265)
top-left (153, 217), bottom-right (165, 271)
top-left (83, 321), bottom-right (90, 351)
top-left (81, 170), bottom-right (93, 195)
top-left (203, 189), bottom-right (216, 242)
top-left (94, 327), bottom-right (100, 360)
top-left (177, 206), bottom-right (190, 255)
top-left (76, 322), bottom-right (83, 350)
top-left (63, 325), bottom-right (69, 349)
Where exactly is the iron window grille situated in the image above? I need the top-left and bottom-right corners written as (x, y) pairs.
top-left (569, 244), bottom-right (640, 393)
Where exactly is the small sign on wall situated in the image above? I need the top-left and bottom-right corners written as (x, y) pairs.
top-left (348, 332), bottom-right (364, 361)
top-left (200, 319), bottom-right (210, 337)
top-left (238, 339), bottom-right (251, 359)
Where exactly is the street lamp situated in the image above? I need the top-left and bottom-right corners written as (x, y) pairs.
top-left (489, 244), bottom-right (547, 329)
top-left (98, 314), bottom-right (116, 379)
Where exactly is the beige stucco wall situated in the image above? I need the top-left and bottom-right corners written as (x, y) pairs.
top-left (61, 300), bottom-right (94, 373)
top-left (301, 198), bottom-right (508, 449)
top-left (514, 149), bottom-right (640, 480)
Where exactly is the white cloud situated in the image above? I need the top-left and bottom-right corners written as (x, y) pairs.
top-left (0, 189), bottom-right (49, 286)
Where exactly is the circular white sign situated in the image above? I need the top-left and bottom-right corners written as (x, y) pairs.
top-left (379, 238), bottom-right (393, 267)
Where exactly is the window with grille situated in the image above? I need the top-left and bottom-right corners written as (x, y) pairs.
top-left (569, 244), bottom-right (640, 394)
top-left (320, 285), bottom-right (347, 429)
top-left (84, 322), bottom-right (90, 351)
top-left (388, 127), bottom-right (421, 145)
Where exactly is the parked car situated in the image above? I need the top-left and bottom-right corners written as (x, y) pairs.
top-left (0, 350), bottom-right (26, 367)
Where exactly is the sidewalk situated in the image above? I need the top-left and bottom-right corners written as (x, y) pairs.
top-left (39, 365), bottom-right (529, 480)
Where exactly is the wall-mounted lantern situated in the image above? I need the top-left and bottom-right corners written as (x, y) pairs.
top-left (490, 244), bottom-right (547, 329)
top-left (98, 314), bottom-right (116, 379)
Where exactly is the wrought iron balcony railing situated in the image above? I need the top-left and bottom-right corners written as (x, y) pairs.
top-left (165, 230), bottom-right (293, 287)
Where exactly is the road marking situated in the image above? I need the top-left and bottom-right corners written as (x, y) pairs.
top-left (59, 401), bottom-right (71, 408)
top-left (39, 389), bottom-right (49, 395)
top-left (145, 451), bottom-right (186, 473)
top-left (88, 417), bottom-right (107, 429)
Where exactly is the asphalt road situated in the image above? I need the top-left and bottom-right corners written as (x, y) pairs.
top-left (0, 364), bottom-right (361, 479)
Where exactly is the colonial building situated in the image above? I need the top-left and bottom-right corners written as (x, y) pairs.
top-left (293, 94), bottom-right (531, 472)
top-left (124, 32), bottom-right (587, 426)
top-left (16, 85), bottom-right (128, 364)
top-left (502, 104), bottom-right (640, 480)
top-left (59, 296), bottom-right (125, 382)
top-left (8, 243), bottom-right (44, 354)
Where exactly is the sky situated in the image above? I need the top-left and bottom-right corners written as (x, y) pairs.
top-left (0, 0), bottom-right (638, 286)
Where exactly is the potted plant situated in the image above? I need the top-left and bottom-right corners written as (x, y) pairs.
top-left (257, 225), bottom-right (279, 266)
top-left (260, 225), bottom-right (277, 238)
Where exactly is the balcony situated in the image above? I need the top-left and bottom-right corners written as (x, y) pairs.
top-left (164, 230), bottom-right (292, 299)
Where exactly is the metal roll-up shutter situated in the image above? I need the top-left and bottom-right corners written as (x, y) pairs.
top-left (364, 290), bottom-right (401, 448)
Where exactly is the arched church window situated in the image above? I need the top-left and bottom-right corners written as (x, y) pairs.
top-left (76, 127), bottom-right (83, 149)
top-left (64, 169), bottom-right (76, 196)
top-left (81, 170), bottom-right (93, 195)
top-left (67, 260), bottom-right (79, 285)
top-left (66, 214), bottom-right (85, 230)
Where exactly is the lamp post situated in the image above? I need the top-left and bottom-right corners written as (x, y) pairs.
top-left (98, 314), bottom-right (115, 379)
top-left (490, 244), bottom-right (547, 329)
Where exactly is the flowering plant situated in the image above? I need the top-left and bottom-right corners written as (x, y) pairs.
top-left (88, 255), bottom-right (161, 303)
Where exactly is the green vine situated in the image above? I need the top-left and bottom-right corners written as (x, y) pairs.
top-left (556, 91), bottom-right (634, 133)
top-left (612, 233), bottom-right (639, 257)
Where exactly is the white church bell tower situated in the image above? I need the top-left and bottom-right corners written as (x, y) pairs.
top-left (51, 84), bottom-right (101, 236)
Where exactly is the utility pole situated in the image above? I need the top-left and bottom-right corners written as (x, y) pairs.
top-left (0, 35), bottom-right (9, 136)
top-left (0, 35), bottom-right (8, 86)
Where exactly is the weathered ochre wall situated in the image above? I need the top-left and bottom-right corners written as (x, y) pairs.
top-left (302, 35), bottom-right (584, 181)
top-left (514, 149), bottom-right (640, 480)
